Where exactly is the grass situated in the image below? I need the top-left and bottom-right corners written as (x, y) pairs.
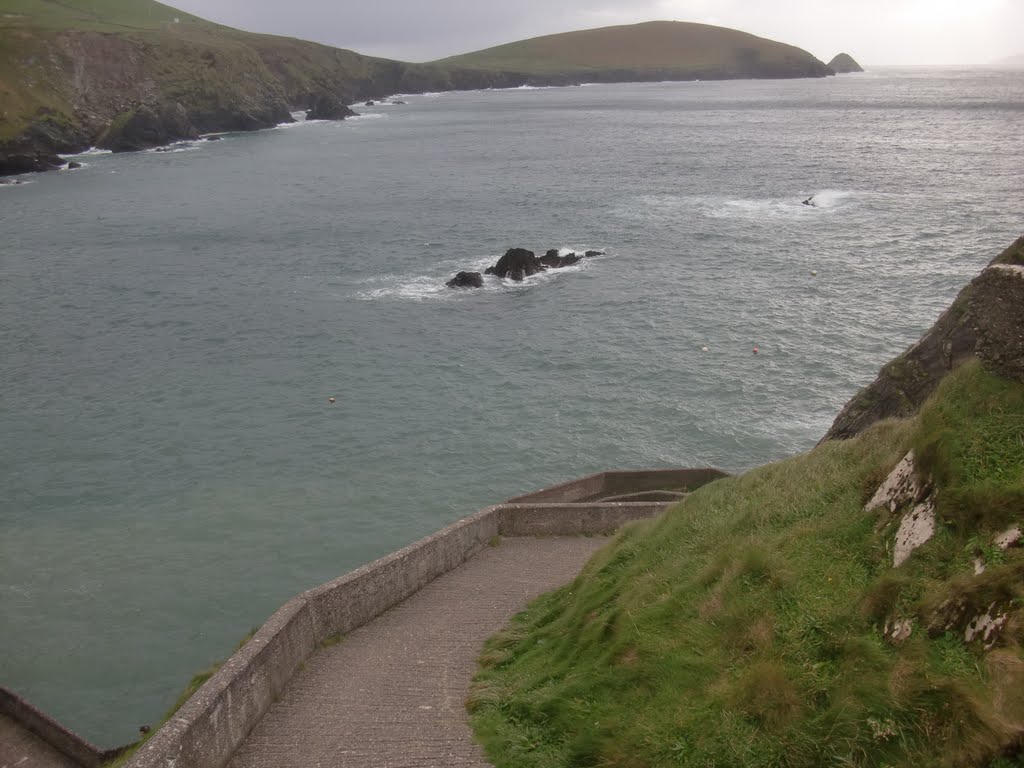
top-left (432, 20), bottom-right (829, 79)
top-left (102, 629), bottom-right (258, 767)
top-left (470, 360), bottom-right (1024, 767)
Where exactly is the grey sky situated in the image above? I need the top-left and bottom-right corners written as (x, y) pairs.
top-left (166, 0), bottom-right (1023, 65)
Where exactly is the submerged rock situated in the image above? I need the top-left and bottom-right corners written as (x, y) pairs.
top-left (66, 161), bottom-right (82, 169)
top-left (584, 250), bottom-right (604, 257)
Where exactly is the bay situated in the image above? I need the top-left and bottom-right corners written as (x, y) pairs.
top-left (1, 67), bottom-right (1022, 745)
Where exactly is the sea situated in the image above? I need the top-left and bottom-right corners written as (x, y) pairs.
top-left (1, 67), bottom-right (1022, 746)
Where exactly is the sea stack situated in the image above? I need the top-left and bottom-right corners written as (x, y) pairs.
top-left (828, 53), bottom-right (864, 73)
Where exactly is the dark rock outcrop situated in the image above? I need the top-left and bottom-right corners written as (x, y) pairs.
top-left (828, 53), bottom-right (864, 74)
top-left (539, 249), bottom-right (582, 268)
top-left (585, 250), bottom-right (604, 257)
top-left (0, 111), bottom-right (91, 177)
top-left (66, 161), bottom-right (82, 169)
top-left (485, 248), bottom-right (545, 282)
top-left (446, 271), bottom-right (484, 289)
top-left (98, 102), bottom-right (199, 152)
top-left (306, 94), bottom-right (358, 121)
top-left (822, 235), bottom-right (1024, 441)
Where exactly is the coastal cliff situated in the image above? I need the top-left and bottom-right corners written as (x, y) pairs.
top-left (1, 4), bottom-right (835, 175)
top-left (823, 235), bottom-right (1024, 440)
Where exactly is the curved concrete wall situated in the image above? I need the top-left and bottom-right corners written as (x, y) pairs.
top-left (0, 685), bottom-right (121, 768)
top-left (124, 468), bottom-right (728, 768)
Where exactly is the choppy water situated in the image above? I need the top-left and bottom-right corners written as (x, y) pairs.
top-left (1, 67), bottom-right (1022, 745)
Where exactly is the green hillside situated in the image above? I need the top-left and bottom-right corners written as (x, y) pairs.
top-left (433, 20), bottom-right (832, 80)
top-left (0, 0), bottom-right (447, 171)
top-left (469, 242), bottom-right (1024, 767)
top-left (1, 6), bottom-right (840, 174)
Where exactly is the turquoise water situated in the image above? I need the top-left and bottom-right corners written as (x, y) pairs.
top-left (1, 68), bottom-right (1022, 745)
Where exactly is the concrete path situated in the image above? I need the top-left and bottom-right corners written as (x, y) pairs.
top-left (0, 714), bottom-right (80, 768)
top-left (229, 536), bottom-right (606, 768)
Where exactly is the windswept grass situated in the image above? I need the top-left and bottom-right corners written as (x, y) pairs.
top-left (102, 629), bottom-right (258, 767)
top-left (470, 361), bottom-right (1024, 767)
top-left (432, 20), bottom-right (829, 79)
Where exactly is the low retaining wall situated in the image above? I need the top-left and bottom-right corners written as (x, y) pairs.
top-left (0, 685), bottom-right (120, 768)
top-left (126, 468), bottom-right (728, 768)
top-left (506, 467), bottom-right (727, 503)
top-left (498, 502), bottom-right (667, 536)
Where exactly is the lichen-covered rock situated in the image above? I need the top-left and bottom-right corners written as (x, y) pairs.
top-left (965, 604), bottom-right (1009, 648)
top-left (865, 452), bottom-right (922, 513)
top-left (892, 498), bottom-right (936, 567)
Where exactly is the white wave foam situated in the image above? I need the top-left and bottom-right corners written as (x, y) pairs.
top-left (0, 179), bottom-right (33, 188)
top-left (802, 189), bottom-right (852, 209)
top-left (616, 192), bottom-right (856, 223)
top-left (63, 146), bottom-right (112, 157)
top-left (354, 248), bottom-right (597, 302)
top-left (349, 113), bottom-right (387, 121)
top-left (145, 141), bottom-right (199, 154)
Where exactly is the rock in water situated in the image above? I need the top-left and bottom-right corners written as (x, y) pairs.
top-left (66, 161), bottom-right (82, 169)
top-left (584, 250), bottom-right (604, 257)
top-left (828, 53), bottom-right (864, 74)
top-left (306, 94), bottom-right (358, 121)
top-left (540, 249), bottom-right (583, 269)
top-left (485, 248), bottom-right (545, 281)
top-left (446, 271), bottom-right (484, 289)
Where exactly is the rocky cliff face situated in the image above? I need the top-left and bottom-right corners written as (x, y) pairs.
top-left (822, 235), bottom-right (1024, 441)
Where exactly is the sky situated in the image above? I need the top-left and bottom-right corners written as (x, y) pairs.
top-left (166, 0), bottom-right (1024, 65)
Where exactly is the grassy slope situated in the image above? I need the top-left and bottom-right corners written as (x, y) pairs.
top-left (432, 20), bottom-right (830, 78)
top-left (470, 360), bottom-right (1024, 767)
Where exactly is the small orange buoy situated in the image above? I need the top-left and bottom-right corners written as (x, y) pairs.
top-left (328, 397), bottom-right (336, 404)
top-left (752, 346), bottom-right (759, 355)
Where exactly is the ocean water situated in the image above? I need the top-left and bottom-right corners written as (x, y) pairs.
top-left (1, 68), bottom-right (1022, 746)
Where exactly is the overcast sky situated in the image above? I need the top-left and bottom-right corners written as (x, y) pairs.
top-left (166, 0), bottom-right (1024, 65)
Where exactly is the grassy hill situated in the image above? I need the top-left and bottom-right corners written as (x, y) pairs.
top-left (469, 243), bottom-right (1024, 767)
top-left (0, 0), bottom-right (449, 170)
top-left (1, 6), bottom-right (836, 174)
top-left (433, 21), bottom-right (832, 81)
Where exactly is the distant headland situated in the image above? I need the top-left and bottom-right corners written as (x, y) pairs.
top-left (1, 2), bottom-right (851, 175)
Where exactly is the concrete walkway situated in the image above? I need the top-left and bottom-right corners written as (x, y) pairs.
top-left (228, 536), bottom-right (606, 768)
top-left (0, 714), bottom-right (79, 768)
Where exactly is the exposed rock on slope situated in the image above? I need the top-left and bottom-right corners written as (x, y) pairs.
top-left (823, 235), bottom-right (1024, 440)
top-left (828, 53), bottom-right (864, 73)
